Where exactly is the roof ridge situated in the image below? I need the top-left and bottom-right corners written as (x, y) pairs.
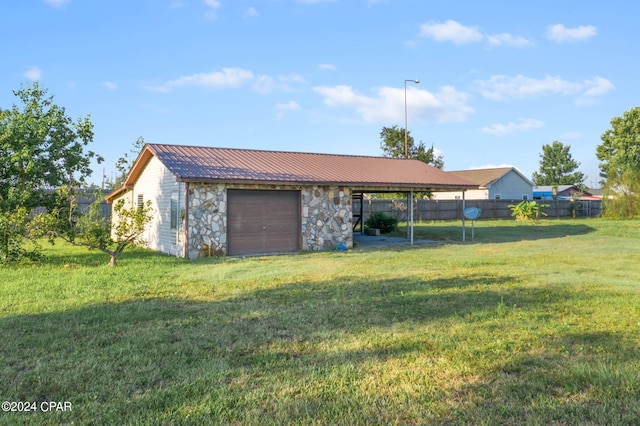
top-left (146, 142), bottom-right (417, 162)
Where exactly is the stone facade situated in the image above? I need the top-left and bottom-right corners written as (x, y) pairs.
top-left (187, 183), bottom-right (352, 258)
top-left (301, 186), bottom-right (352, 251)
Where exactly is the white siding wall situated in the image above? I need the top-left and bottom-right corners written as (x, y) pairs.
top-left (432, 188), bottom-right (488, 200)
top-left (489, 172), bottom-right (533, 200)
top-left (119, 156), bottom-right (184, 257)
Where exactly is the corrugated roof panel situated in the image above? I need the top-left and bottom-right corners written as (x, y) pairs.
top-left (137, 143), bottom-right (478, 189)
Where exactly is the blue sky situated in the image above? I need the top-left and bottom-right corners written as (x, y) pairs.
top-left (2, 0), bottom-right (638, 187)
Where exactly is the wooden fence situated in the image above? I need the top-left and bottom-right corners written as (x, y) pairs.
top-left (354, 198), bottom-right (602, 223)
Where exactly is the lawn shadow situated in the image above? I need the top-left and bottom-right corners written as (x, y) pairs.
top-left (0, 273), bottom-right (634, 424)
top-left (399, 221), bottom-right (597, 244)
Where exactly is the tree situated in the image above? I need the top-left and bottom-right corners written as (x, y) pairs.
top-left (597, 107), bottom-right (640, 182)
top-left (379, 125), bottom-right (444, 169)
top-left (111, 136), bottom-right (145, 189)
top-left (0, 82), bottom-right (103, 211)
top-left (531, 141), bottom-right (585, 187)
top-left (0, 82), bottom-right (103, 262)
top-left (36, 187), bottom-right (154, 266)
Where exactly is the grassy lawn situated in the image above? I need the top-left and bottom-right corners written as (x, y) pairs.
top-left (1, 218), bottom-right (639, 425)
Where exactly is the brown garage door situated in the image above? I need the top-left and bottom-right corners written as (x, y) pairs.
top-left (227, 190), bottom-right (301, 255)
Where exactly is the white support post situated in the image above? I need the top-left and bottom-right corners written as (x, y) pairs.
top-left (461, 191), bottom-right (466, 242)
top-left (410, 190), bottom-right (414, 245)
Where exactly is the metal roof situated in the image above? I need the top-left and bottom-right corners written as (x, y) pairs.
top-left (108, 143), bottom-right (477, 200)
top-left (448, 167), bottom-right (533, 188)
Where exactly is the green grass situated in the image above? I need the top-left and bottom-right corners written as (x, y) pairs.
top-left (1, 218), bottom-right (639, 425)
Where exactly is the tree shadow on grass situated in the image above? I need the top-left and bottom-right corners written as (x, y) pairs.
top-left (399, 222), bottom-right (597, 244)
top-left (0, 274), bottom-right (635, 424)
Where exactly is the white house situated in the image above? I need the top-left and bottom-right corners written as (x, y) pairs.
top-left (432, 167), bottom-right (534, 200)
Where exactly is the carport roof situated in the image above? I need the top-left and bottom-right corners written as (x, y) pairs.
top-left (108, 143), bottom-right (477, 200)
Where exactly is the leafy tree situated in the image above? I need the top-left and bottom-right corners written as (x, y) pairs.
top-left (379, 125), bottom-right (444, 168)
top-left (595, 107), bottom-right (640, 218)
top-left (601, 168), bottom-right (640, 219)
top-left (35, 187), bottom-right (154, 266)
top-left (0, 82), bottom-right (103, 262)
top-left (111, 136), bottom-right (145, 189)
top-left (596, 107), bottom-right (640, 182)
top-left (0, 82), bottom-right (102, 211)
top-left (531, 141), bottom-right (585, 187)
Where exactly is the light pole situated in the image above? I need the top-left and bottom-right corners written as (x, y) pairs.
top-left (404, 79), bottom-right (419, 158)
top-left (404, 79), bottom-right (419, 244)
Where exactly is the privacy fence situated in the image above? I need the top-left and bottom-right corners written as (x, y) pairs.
top-left (354, 198), bottom-right (602, 223)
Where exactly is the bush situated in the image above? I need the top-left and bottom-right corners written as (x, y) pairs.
top-left (365, 212), bottom-right (398, 234)
top-left (508, 200), bottom-right (548, 224)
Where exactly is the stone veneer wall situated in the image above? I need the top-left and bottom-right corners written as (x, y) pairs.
top-left (187, 183), bottom-right (352, 258)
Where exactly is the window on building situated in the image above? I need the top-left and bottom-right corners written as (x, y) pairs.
top-left (522, 194), bottom-right (529, 200)
top-left (137, 194), bottom-right (144, 210)
top-left (170, 190), bottom-right (179, 230)
top-left (494, 194), bottom-right (501, 200)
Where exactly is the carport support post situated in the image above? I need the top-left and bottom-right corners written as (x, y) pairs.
top-left (461, 191), bottom-right (466, 242)
top-left (408, 191), bottom-right (414, 245)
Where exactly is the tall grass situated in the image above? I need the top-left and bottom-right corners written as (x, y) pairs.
top-left (0, 219), bottom-right (639, 424)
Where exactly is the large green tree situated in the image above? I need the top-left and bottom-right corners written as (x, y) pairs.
top-left (596, 107), bottom-right (640, 218)
top-left (596, 107), bottom-right (640, 182)
top-left (0, 82), bottom-right (102, 210)
top-left (0, 82), bottom-right (102, 262)
top-left (531, 141), bottom-right (585, 186)
top-left (379, 125), bottom-right (444, 169)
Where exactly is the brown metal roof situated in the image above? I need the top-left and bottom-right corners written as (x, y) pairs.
top-left (108, 143), bottom-right (477, 201)
top-left (448, 167), bottom-right (515, 188)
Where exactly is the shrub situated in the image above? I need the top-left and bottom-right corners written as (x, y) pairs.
top-left (508, 200), bottom-right (548, 224)
top-left (365, 212), bottom-right (398, 234)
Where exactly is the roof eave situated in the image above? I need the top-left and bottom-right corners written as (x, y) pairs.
top-left (177, 176), bottom-right (477, 191)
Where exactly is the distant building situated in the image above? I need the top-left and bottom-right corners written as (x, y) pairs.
top-left (432, 167), bottom-right (534, 201)
top-left (533, 185), bottom-right (591, 200)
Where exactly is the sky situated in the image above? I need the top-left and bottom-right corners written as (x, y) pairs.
top-left (2, 0), bottom-right (639, 188)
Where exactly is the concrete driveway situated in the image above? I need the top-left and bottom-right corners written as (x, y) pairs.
top-left (353, 233), bottom-right (436, 248)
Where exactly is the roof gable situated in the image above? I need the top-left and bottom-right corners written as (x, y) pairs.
top-left (449, 167), bottom-right (534, 188)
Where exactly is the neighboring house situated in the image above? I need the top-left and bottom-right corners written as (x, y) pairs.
top-left (107, 143), bottom-right (477, 258)
top-left (432, 167), bottom-right (534, 200)
top-left (533, 185), bottom-right (591, 200)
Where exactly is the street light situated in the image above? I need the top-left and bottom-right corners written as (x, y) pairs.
top-left (404, 79), bottom-right (419, 158)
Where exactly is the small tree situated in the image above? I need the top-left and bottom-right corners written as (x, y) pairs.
top-left (37, 188), bottom-right (153, 266)
top-left (601, 168), bottom-right (640, 219)
top-left (508, 200), bottom-right (548, 224)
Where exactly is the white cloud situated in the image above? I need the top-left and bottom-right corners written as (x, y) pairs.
top-left (243, 7), bottom-right (258, 17)
top-left (24, 66), bottom-right (42, 81)
top-left (319, 63), bottom-right (337, 71)
top-left (253, 73), bottom-right (306, 94)
top-left (547, 24), bottom-right (597, 43)
top-left (146, 68), bottom-right (304, 94)
top-left (418, 20), bottom-right (531, 47)
top-left (481, 118), bottom-right (544, 137)
top-left (275, 101), bottom-right (300, 111)
top-left (43, 0), bottom-right (70, 7)
top-left (313, 84), bottom-right (474, 124)
top-left (477, 74), bottom-right (614, 103)
top-left (146, 67), bottom-right (254, 93)
top-left (419, 20), bottom-right (483, 45)
top-left (487, 33), bottom-right (533, 47)
top-left (204, 0), bottom-right (221, 19)
top-left (103, 81), bottom-right (118, 90)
